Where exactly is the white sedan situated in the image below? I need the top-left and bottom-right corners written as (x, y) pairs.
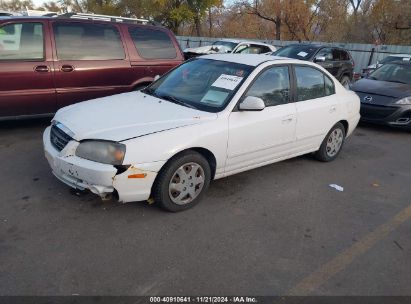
top-left (183, 39), bottom-right (276, 60)
top-left (43, 54), bottom-right (360, 212)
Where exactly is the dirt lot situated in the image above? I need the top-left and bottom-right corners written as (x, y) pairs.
top-left (0, 119), bottom-right (410, 296)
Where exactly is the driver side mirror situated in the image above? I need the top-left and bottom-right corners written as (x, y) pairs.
top-left (314, 56), bottom-right (326, 63)
top-left (238, 96), bottom-right (265, 111)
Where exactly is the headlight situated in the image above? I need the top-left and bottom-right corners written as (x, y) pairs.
top-left (76, 140), bottom-right (126, 165)
top-left (395, 97), bottom-right (411, 105)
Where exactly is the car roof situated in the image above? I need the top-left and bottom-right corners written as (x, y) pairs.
top-left (387, 54), bottom-right (411, 57)
top-left (0, 15), bottom-right (161, 28)
top-left (281, 43), bottom-right (323, 49)
top-left (387, 60), bottom-right (411, 66)
top-left (281, 43), bottom-right (349, 51)
top-left (214, 39), bottom-right (272, 47)
top-left (200, 54), bottom-right (302, 66)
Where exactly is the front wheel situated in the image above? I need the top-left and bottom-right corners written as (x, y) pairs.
top-left (315, 122), bottom-right (346, 162)
top-left (152, 151), bottom-right (211, 212)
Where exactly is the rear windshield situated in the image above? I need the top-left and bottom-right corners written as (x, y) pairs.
top-left (273, 45), bottom-right (319, 60)
top-left (211, 41), bottom-right (238, 52)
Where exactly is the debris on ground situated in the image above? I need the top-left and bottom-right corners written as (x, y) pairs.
top-left (329, 184), bottom-right (344, 192)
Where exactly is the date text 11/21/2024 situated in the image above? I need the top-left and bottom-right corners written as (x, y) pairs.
top-left (149, 296), bottom-right (258, 303)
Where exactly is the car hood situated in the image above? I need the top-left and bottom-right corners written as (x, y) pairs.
top-left (53, 92), bottom-right (218, 142)
top-left (351, 78), bottom-right (411, 99)
top-left (184, 45), bottom-right (229, 54)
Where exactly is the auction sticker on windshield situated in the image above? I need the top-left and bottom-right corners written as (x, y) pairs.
top-left (211, 74), bottom-right (243, 90)
top-left (297, 51), bottom-right (308, 57)
top-left (200, 89), bottom-right (229, 106)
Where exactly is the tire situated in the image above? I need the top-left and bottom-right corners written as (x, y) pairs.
top-left (340, 75), bottom-right (350, 89)
top-left (315, 122), bottom-right (346, 162)
top-left (152, 151), bottom-right (211, 212)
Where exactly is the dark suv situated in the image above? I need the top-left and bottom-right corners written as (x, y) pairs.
top-left (273, 44), bottom-right (354, 87)
top-left (0, 13), bottom-right (184, 120)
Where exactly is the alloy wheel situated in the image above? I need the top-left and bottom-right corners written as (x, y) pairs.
top-left (168, 162), bottom-right (205, 205)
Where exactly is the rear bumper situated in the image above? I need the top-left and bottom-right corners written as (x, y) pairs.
top-left (347, 113), bottom-right (361, 137)
top-left (43, 126), bottom-right (164, 202)
top-left (360, 103), bottom-right (411, 128)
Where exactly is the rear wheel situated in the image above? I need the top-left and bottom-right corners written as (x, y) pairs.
top-left (315, 122), bottom-right (346, 162)
top-left (152, 151), bottom-right (211, 212)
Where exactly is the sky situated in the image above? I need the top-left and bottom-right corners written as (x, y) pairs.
top-left (32, 0), bottom-right (45, 8)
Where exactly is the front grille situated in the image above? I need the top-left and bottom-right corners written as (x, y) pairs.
top-left (50, 125), bottom-right (73, 151)
top-left (360, 104), bottom-right (397, 120)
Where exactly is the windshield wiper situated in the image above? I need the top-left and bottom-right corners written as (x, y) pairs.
top-left (159, 94), bottom-right (198, 109)
top-left (141, 87), bottom-right (156, 96)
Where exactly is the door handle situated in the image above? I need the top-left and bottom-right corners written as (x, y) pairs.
top-left (61, 65), bottom-right (74, 72)
top-left (281, 115), bottom-right (294, 124)
top-left (329, 106), bottom-right (337, 113)
top-left (34, 65), bottom-right (49, 73)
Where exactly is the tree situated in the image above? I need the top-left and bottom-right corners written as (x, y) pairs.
top-left (369, 0), bottom-right (411, 45)
top-left (242, 0), bottom-right (283, 40)
top-left (42, 1), bottom-right (61, 12)
top-left (186, 0), bottom-right (221, 36)
top-left (282, 0), bottom-right (322, 42)
top-left (0, 0), bottom-right (34, 11)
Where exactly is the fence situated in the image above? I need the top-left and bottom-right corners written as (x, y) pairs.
top-left (176, 36), bottom-right (411, 73)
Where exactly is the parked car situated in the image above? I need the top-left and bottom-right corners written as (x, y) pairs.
top-left (0, 13), bottom-right (184, 120)
top-left (43, 54), bottom-right (360, 212)
top-left (183, 39), bottom-right (276, 60)
top-left (273, 44), bottom-right (354, 88)
top-left (361, 54), bottom-right (411, 78)
top-left (351, 61), bottom-right (411, 129)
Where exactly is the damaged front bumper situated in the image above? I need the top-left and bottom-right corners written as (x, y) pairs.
top-left (43, 126), bottom-right (164, 202)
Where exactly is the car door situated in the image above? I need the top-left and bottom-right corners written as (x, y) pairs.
top-left (51, 21), bottom-right (135, 109)
top-left (293, 65), bottom-right (338, 150)
top-left (226, 65), bottom-right (297, 174)
top-left (0, 20), bottom-right (55, 118)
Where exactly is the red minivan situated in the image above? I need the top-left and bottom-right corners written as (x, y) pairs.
top-left (0, 14), bottom-right (184, 120)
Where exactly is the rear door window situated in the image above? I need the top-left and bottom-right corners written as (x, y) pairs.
top-left (53, 22), bottom-right (125, 60)
top-left (340, 50), bottom-right (350, 61)
top-left (332, 49), bottom-right (341, 61)
top-left (128, 27), bottom-right (176, 59)
top-left (0, 22), bottom-right (44, 60)
top-left (295, 66), bottom-right (335, 101)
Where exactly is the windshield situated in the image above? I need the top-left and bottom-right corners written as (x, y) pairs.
top-left (143, 58), bottom-right (254, 113)
top-left (273, 45), bottom-right (318, 60)
top-left (211, 41), bottom-right (238, 52)
top-left (368, 63), bottom-right (411, 85)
